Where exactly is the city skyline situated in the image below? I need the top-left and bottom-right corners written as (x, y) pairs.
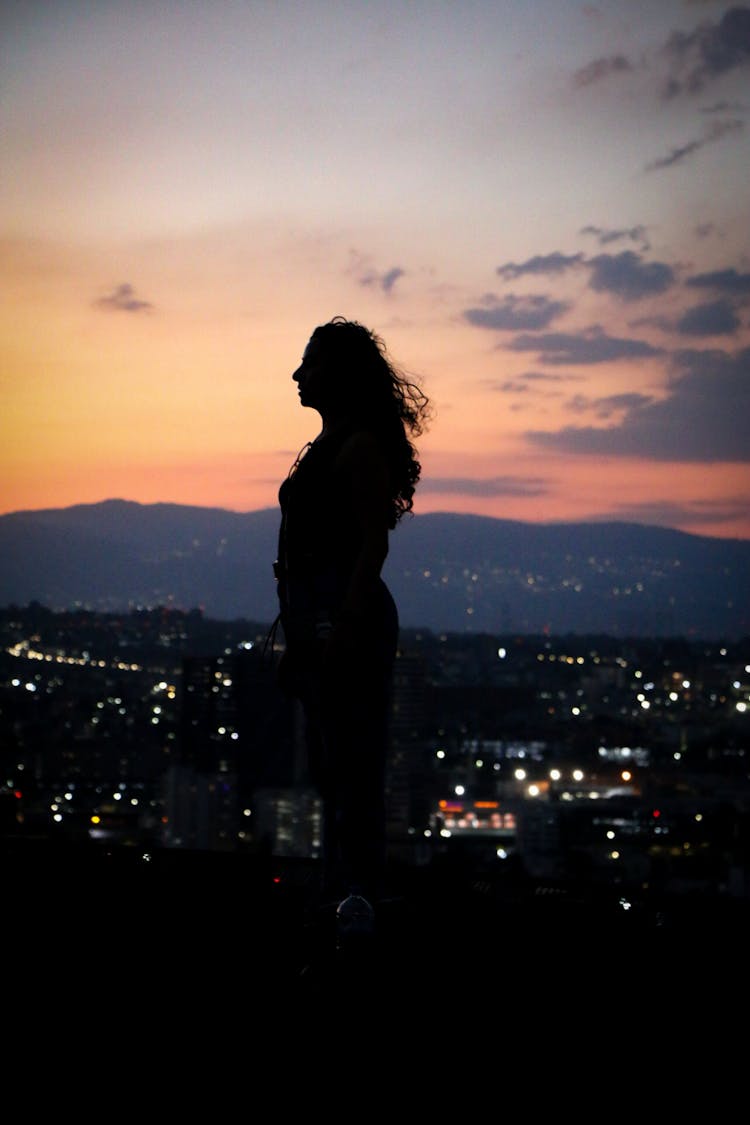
top-left (2, 2), bottom-right (750, 538)
top-left (3, 601), bottom-right (747, 907)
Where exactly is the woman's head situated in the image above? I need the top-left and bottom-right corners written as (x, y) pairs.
top-left (295, 316), bottom-right (428, 430)
top-left (293, 316), bottom-right (431, 525)
top-left (293, 318), bottom-right (389, 414)
top-left (310, 317), bottom-right (381, 375)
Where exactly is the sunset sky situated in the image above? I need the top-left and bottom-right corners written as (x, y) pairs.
top-left (2, 1), bottom-right (749, 539)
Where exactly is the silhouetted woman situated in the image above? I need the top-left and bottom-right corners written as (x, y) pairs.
top-left (275, 316), bottom-right (430, 917)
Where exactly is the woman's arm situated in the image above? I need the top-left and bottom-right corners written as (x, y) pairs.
top-left (334, 429), bottom-right (391, 619)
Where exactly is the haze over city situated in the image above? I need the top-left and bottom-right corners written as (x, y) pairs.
top-left (3, 1), bottom-right (749, 538)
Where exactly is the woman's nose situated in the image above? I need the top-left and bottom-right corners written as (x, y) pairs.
top-left (292, 365), bottom-right (302, 383)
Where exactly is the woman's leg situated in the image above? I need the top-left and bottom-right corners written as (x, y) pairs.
top-left (319, 586), bottom-right (398, 901)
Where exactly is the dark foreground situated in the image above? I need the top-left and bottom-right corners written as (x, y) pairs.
top-left (8, 837), bottom-right (750, 1010)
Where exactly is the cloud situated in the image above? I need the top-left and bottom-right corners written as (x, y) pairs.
top-left (346, 250), bottom-right (405, 293)
top-left (676, 298), bottom-right (741, 336)
top-left (381, 267), bottom-right (405, 294)
top-left (662, 6), bottom-right (750, 97)
top-left (580, 225), bottom-right (650, 251)
top-left (572, 10), bottom-right (750, 108)
top-left (488, 373), bottom-right (580, 391)
top-left (485, 371), bottom-right (581, 395)
top-left (627, 313), bottom-right (675, 334)
top-left (464, 294), bottom-right (570, 331)
top-left (587, 251), bottom-right (676, 300)
top-left (94, 283), bottom-right (153, 313)
top-left (508, 327), bottom-right (662, 365)
top-left (496, 252), bottom-right (584, 279)
top-left (586, 496), bottom-right (750, 530)
top-left (645, 117), bottom-right (744, 170)
top-left (494, 380), bottom-right (531, 393)
top-left (700, 99), bottom-right (747, 114)
top-left (359, 265), bottom-right (405, 293)
top-left (525, 345), bottom-right (750, 461)
top-left (519, 370), bottom-right (577, 382)
top-left (573, 54), bottom-right (634, 88)
top-left (419, 476), bottom-right (550, 498)
top-left (693, 222), bottom-right (719, 239)
top-left (496, 248), bottom-right (676, 301)
top-left (564, 392), bottom-right (654, 419)
top-left (686, 266), bottom-right (750, 297)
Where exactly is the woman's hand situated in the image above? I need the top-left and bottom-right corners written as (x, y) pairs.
top-left (276, 648), bottom-right (302, 698)
top-left (321, 611), bottom-right (364, 682)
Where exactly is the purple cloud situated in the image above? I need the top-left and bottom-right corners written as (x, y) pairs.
top-left (359, 265), bottom-right (405, 294)
top-left (94, 283), bottom-right (153, 313)
top-left (662, 6), bottom-right (750, 98)
top-left (573, 54), bottom-right (634, 88)
top-left (587, 251), bottom-right (676, 300)
top-left (419, 476), bottom-right (550, 498)
top-left (564, 392), bottom-right (654, 419)
top-left (645, 118), bottom-right (744, 170)
top-left (496, 252), bottom-right (584, 279)
top-left (586, 496), bottom-right (750, 529)
top-left (580, 225), bottom-right (650, 250)
top-left (525, 345), bottom-right (750, 461)
top-left (686, 267), bottom-right (750, 297)
top-left (676, 299), bottom-right (741, 336)
top-left (509, 327), bottom-right (662, 365)
top-left (464, 294), bottom-right (570, 331)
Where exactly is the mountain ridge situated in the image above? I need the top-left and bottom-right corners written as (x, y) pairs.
top-left (8, 496), bottom-right (744, 541)
top-left (1, 500), bottom-right (748, 639)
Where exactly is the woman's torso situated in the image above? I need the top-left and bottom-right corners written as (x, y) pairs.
top-left (278, 426), bottom-right (385, 616)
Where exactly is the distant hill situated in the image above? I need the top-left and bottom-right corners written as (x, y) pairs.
top-left (1, 499), bottom-right (748, 639)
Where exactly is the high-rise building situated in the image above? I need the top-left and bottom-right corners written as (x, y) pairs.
top-left (387, 647), bottom-right (433, 858)
top-left (165, 648), bottom-right (296, 851)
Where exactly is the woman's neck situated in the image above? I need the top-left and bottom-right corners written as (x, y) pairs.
top-left (317, 409), bottom-right (354, 439)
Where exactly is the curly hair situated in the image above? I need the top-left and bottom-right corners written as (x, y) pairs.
top-left (310, 316), bottom-right (431, 526)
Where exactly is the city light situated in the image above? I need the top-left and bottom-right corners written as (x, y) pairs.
top-left (2, 603), bottom-right (747, 908)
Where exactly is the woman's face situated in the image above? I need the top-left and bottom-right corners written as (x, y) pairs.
top-left (292, 337), bottom-right (331, 410)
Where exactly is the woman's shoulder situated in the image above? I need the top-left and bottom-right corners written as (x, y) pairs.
top-left (335, 427), bottom-right (388, 467)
